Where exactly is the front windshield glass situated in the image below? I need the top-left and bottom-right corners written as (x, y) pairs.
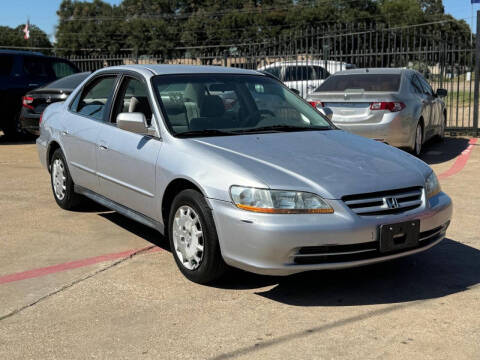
top-left (151, 74), bottom-right (333, 137)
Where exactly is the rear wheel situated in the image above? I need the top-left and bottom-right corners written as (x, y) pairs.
top-left (168, 189), bottom-right (226, 284)
top-left (438, 114), bottom-right (446, 141)
top-left (412, 123), bottom-right (423, 156)
top-left (50, 148), bottom-right (81, 210)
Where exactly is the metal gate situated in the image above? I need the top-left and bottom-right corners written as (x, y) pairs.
top-left (68, 22), bottom-right (479, 134)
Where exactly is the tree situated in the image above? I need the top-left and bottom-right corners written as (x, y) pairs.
top-left (0, 24), bottom-right (51, 49)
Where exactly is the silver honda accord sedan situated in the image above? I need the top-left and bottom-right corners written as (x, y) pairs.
top-left (307, 68), bottom-right (448, 156)
top-left (36, 65), bottom-right (452, 284)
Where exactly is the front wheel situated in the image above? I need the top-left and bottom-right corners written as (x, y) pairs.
top-left (168, 189), bottom-right (226, 284)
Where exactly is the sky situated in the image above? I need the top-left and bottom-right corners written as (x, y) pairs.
top-left (0, 0), bottom-right (478, 41)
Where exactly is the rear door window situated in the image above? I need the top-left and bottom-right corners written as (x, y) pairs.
top-left (23, 56), bottom-right (52, 80)
top-left (411, 75), bottom-right (423, 94)
top-left (0, 54), bottom-right (14, 76)
top-left (72, 76), bottom-right (117, 121)
top-left (418, 75), bottom-right (434, 96)
top-left (50, 60), bottom-right (78, 79)
top-left (317, 74), bottom-right (401, 92)
top-left (284, 66), bottom-right (315, 82)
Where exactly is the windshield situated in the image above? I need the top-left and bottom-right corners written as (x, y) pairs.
top-left (151, 74), bottom-right (333, 137)
top-left (317, 74), bottom-right (401, 92)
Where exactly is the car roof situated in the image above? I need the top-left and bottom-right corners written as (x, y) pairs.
top-left (0, 49), bottom-right (44, 56)
top-left (99, 64), bottom-right (263, 77)
top-left (333, 68), bottom-right (407, 75)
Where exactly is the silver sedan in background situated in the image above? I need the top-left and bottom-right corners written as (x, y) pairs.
top-left (307, 68), bottom-right (448, 155)
top-left (37, 65), bottom-right (452, 284)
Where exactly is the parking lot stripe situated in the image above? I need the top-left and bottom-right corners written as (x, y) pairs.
top-left (438, 138), bottom-right (478, 180)
top-left (0, 246), bottom-right (161, 285)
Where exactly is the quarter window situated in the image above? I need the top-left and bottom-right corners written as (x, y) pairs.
top-left (73, 76), bottom-right (116, 121)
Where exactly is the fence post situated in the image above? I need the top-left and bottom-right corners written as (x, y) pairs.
top-left (473, 10), bottom-right (480, 135)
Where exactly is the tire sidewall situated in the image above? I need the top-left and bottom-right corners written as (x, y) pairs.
top-left (168, 189), bottom-right (224, 284)
top-left (414, 123), bottom-right (423, 156)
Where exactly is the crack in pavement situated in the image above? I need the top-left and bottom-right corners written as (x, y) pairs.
top-left (0, 245), bottom-right (156, 322)
top-left (209, 302), bottom-right (414, 360)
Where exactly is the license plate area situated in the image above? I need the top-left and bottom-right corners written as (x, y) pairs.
top-left (379, 220), bottom-right (420, 253)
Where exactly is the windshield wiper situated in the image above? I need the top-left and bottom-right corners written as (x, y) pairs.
top-left (232, 125), bottom-right (331, 134)
top-left (175, 129), bottom-right (237, 138)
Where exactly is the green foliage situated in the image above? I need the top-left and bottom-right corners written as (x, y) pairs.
top-left (0, 24), bottom-right (51, 50)
top-left (52, 0), bottom-right (473, 55)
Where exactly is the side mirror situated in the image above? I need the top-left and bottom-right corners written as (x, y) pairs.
top-left (290, 88), bottom-right (300, 95)
top-left (117, 112), bottom-right (147, 134)
top-left (318, 107), bottom-right (333, 121)
top-left (436, 88), bottom-right (448, 97)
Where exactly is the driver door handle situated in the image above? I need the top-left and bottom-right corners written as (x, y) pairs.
top-left (99, 145), bottom-right (108, 150)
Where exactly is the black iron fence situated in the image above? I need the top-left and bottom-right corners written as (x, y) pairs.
top-left (66, 22), bottom-right (478, 134)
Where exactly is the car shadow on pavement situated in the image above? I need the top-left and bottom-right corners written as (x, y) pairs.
top-left (0, 132), bottom-right (36, 145)
top-left (419, 137), bottom-right (471, 165)
top-left (252, 238), bottom-right (480, 306)
top-left (98, 211), bottom-right (170, 250)
top-left (94, 210), bottom-right (480, 303)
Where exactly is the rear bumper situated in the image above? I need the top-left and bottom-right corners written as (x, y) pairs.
top-left (210, 191), bottom-right (452, 275)
top-left (19, 113), bottom-right (40, 135)
top-left (333, 112), bottom-right (414, 148)
top-left (36, 137), bottom-right (48, 170)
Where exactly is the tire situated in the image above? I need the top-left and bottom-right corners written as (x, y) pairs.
top-left (168, 189), bottom-right (226, 284)
top-left (437, 114), bottom-right (446, 142)
top-left (412, 123), bottom-right (423, 156)
top-left (50, 148), bottom-right (81, 210)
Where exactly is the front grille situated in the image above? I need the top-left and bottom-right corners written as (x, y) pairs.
top-left (342, 187), bottom-right (423, 216)
top-left (293, 222), bottom-right (448, 265)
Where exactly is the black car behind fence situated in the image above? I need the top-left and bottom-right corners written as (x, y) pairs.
top-left (4, 19), bottom-right (480, 135)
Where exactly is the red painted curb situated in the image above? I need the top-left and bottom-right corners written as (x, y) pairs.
top-left (0, 246), bottom-right (161, 285)
top-left (438, 138), bottom-right (478, 180)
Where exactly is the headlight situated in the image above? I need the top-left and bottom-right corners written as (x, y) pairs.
top-left (425, 172), bottom-right (441, 199)
top-left (230, 186), bottom-right (334, 214)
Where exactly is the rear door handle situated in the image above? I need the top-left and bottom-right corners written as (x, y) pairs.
top-left (99, 145), bottom-right (108, 150)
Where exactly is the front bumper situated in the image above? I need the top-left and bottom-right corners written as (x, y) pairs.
top-left (210, 191), bottom-right (452, 275)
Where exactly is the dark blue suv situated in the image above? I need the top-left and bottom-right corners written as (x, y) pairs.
top-left (0, 50), bottom-right (79, 138)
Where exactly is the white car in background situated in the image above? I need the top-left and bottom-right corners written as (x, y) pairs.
top-left (258, 60), bottom-right (354, 98)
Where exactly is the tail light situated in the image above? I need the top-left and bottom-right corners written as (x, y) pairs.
top-left (309, 101), bottom-right (324, 108)
top-left (370, 102), bottom-right (405, 112)
top-left (22, 96), bottom-right (34, 110)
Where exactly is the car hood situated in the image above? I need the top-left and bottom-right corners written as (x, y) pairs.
top-left (191, 130), bottom-right (431, 199)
